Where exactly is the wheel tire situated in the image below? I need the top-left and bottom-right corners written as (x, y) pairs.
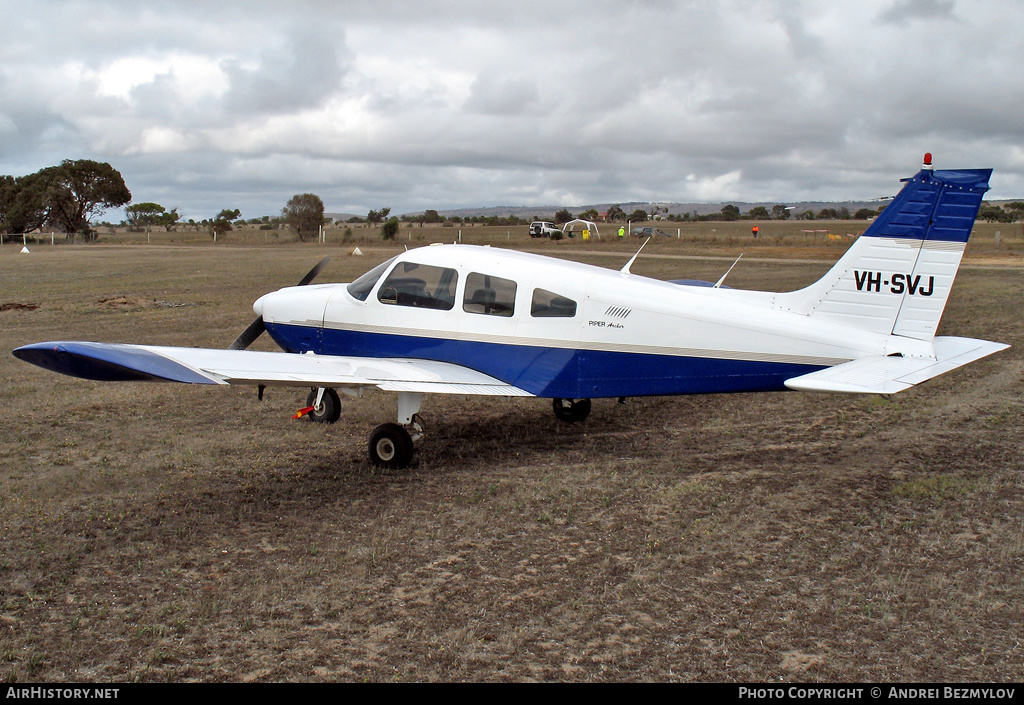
top-left (368, 423), bottom-right (414, 468)
top-left (552, 397), bottom-right (592, 423)
top-left (305, 387), bottom-right (341, 424)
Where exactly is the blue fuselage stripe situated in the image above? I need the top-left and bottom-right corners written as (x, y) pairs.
top-left (265, 323), bottom-right (824, 398)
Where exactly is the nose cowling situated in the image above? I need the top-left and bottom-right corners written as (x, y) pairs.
top-left (228, 256), bottom-right (330, 351)
top-left (252, 293), bottom-right (268, 318)
top-left (255, 285), bottom-right (336, 328)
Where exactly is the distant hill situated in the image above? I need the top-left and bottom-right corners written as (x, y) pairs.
top-left (405, 200), bottom-right (885, 221)
top-left (324, 212), bottom-right (362, 223)
top-left (318, 198), bottom-right (1019, 224)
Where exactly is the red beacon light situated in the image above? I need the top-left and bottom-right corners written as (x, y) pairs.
top-left (923, 152), bottom-right (934, 170)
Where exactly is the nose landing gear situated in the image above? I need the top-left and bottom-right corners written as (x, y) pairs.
top-left (552, 397), bottom-right (592, 423)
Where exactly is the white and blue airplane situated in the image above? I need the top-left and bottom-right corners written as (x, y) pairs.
top-left (14, 157), bottom-right (1008, 468)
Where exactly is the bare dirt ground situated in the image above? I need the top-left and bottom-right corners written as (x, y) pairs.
top-left (1, 231), bottom-right (1022, 682)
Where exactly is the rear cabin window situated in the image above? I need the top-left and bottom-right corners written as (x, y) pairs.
top-left (463, 272), bottom-right (517, 317)
top-left (377, 262), bottom-right (457, 310)
top-left (531, 288), bottom-right (577, 317)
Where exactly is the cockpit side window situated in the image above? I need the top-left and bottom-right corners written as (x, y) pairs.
top-left (347, 256), bottom-right (397, 301)
top-left (463, 272), bottom-right (517, 317)
top-left (377, 262), bottom-right (458, 310)
top-left (531, 288), bottom-right (577, 317)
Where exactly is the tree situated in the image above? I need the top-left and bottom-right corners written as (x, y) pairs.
top-left (210, 208), bottom-right (240, 239)
top-left (747, 206), bottom-right (769, 219)
top-left (125, 202), bottom-right (167, 230)
top-left (367, 207), bottom-right (391, 225)
top-left (1002, 202), bottom-right (1024, 221)
top-left (35, 160), bottom-right (131, 241)
top-left (210, 219), bottom-right (232, 239)
top-left (282, 193), bottom-right (325, 242)
top-left (419, 209), bottom-right (442, 225)
top-left (771, 205), bottom-right (790, 220)
top-left (720, 205), bottom-right (740, 221)
top-left (381, 216), bottom-right (400, 240)
top-left (125, 203), bottom-right (179, 232)
top-left (0, 173), bottom-right (48, 238)
top-left (978, 205), bottom-right (1012, 223)
top-left (157, 208), bottom-right (180, 232)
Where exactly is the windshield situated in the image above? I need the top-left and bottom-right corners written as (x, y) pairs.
top-left (377, 261), bottom-right (457, 310)
top-left (346, 256), bottom-right (397, 301)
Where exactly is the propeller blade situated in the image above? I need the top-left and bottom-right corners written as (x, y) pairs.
top-left (228, 316), bottom-right (266, 350)
top-left (227, 256), bottom-right (331, 350)
top-left (296, 256), bottom-right (331, 286)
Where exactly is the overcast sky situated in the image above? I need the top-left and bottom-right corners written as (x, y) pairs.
top-left (2, 0), bottom-right (1022, 221)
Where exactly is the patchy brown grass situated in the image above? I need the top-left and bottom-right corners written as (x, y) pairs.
top-left (1, 232), bottom-right (1022, 682)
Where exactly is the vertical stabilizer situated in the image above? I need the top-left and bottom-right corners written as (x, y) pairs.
top-left (778, 164), bottom-right (991, 340)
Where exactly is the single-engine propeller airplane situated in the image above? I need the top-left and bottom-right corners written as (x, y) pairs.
top-left (14, 157), bottom-right (1009, 468)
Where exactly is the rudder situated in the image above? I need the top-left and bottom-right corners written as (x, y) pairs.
top-left (779, 161), bottom-right (991, 340)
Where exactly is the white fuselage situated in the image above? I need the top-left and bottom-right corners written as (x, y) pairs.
top-left (256, 244), bottom-right (902, 398)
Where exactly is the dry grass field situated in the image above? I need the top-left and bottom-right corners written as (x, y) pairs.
top-left (1, 222), bottom-right (1022, 682)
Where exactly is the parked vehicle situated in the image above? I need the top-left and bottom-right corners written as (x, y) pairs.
top-left (529, 221), bottom-right (562, 238)
top-left (630, 226), bottom-right (671, 238)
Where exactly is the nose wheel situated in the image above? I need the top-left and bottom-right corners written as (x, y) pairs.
top-left (552, 397), bottom-right (591, 423)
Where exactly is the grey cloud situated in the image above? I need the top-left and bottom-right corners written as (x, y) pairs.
top-left (774, 5), bottom-right (825, 59)
top-left (2, 0), bottom-right (1022, 218)
top-left (464, 75), bottom-right (541, 116)
top-left (879, 0), bottom-right (958, 24)
top-left (221, 29), bottom-right (350, 116)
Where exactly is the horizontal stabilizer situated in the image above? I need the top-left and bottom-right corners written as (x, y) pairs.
top-left (784, 337), bottom-right (1009, 394)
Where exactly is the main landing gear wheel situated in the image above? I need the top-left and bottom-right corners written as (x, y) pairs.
top-left (552, 397), bottom-right (592, 423)
top-left (305, 387), bottom-right (341, 424)
top-left (368, 422), bottom-right (414, 468)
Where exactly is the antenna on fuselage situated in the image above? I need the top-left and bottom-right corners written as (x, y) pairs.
top-left (620, 238), bottom-right (650, 274)
top-left (713, 253), bottom-right (743, 288)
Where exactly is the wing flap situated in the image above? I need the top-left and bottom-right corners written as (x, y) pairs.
top-left (13, 342), bottom-right (533, 397)
top-left (784, 336), bottom-right (1009, 394)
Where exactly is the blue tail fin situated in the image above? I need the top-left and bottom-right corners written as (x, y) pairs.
top-left (781, 163), bottom-right (991, 340)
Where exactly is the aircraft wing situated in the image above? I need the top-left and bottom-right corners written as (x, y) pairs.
top-left (12, 342), bottom-right (534, 397)
top-left (784, 336), bottom-right (1009, 394)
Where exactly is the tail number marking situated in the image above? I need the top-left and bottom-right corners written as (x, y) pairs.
top-left (854, 271), bottom-right (934, 297)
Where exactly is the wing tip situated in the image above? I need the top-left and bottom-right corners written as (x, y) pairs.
top-left (13, 341), bottom-right (221, 384)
